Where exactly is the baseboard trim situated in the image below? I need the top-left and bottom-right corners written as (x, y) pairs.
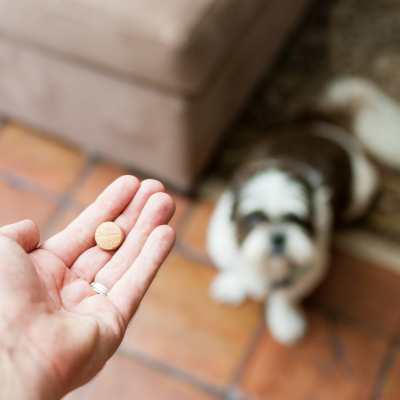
top-left (335, 230), bottom-right (400, 274)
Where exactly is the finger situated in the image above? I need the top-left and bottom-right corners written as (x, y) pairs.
top-left (94, 192), bottom-right (175, 288)
top-left (0, 236), bottom-right (46, 307)
top-left (108, 225), bottom-right (175, 323)
top-left (70, 179), bottom-right (165, 282)
top-left (115, 179), bottom-right (165, 233)
top-left (0, 220), bottom-right (40, 252)
top-left (42, 175), bottom-right (139, 267)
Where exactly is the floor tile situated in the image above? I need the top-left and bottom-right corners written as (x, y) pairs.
top-left (74, 161), bottom-right (191, 229)
top-left (64, 353), bottom-right (215, 400)
top-left (0, 180), bottom-right (56, 230)
top-left (0, 123), bottom-right (86, 194)
top-left (178, 199), bottom-right (215, 259)
top-left (169, 194), bottom-right (191, 229)
top-left (380, 349), bottom-right (400, 400)
top-left (240, 312), bottom-right (387, 400)
top-left (308, 251), bottom-right (400, 337)
top-left (179, 200), bottom-right (400, 335)
top-left (43, 206), bottom-right (83, 240)
top-left (180, 205), bottom-right (400, 336)
top-left (122, 252), bottom-right (262, 386)
top-left (73, 162), bottom-right (127, 206)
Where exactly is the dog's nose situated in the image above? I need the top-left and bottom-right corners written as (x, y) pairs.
top-left (271, 233), bottom-right (286, 254)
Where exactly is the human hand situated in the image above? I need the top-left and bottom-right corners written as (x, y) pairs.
top-left (0, 176), bottom-right (175, 400)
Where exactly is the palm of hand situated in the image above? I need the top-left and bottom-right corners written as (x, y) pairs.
top-left (0, 176), bottom-right (175, 398)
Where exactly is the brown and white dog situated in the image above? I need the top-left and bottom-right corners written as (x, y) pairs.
top-left (207, 77), bottom-right (400, 344)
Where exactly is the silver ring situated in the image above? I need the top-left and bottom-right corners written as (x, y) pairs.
top-left (90, 282), bottom-right (109, 296)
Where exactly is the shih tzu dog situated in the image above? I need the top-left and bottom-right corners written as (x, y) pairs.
top-left (207, 77), bottom-right (400, 344)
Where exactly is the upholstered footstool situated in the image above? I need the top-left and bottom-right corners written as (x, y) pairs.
top-left (0, 0), bottom-right (309, 190)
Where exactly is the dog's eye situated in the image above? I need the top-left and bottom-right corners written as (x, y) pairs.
top-left (282, 213), bottom-right (314, 236)
top-left (243, 211), bottom-right (268, 226)
top-left (282, 213), bottom-right (305, 225)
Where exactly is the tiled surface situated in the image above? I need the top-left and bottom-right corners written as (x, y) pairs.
top-left (308, 251), bottom-right (400, 337)
top-left (73, 161), bottom-right (190, 229)
top-left (1, 120), bottom-right (400, 399)
top-left (240, 312), bottom-right (387, 400)
top-left (178, 199), bottom-right (215, 259)
top-left (64, 354), bottom-right (216, 400)
top-left (169, 193), bottom-right (191, 229)
top-left (380, 350), bottom-right (400, 400)
top-left (73, 162), bottom-right (128, 206)
top-left (0, 124), bottom-right (86, 194)
top-left (43, 205), bottom-right (83, 240)
top-left (122, 252), bottom-right (262, 386)
top-left (0, 180), bottom-right (56, 230)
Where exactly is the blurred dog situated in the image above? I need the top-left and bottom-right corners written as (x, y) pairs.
top-left (207, 77), bottom-right (400, 344)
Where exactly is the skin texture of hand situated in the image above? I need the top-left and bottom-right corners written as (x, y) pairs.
top-left (0, 176), bottom-right (175, 400)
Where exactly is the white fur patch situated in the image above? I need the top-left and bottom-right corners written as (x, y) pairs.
top-left (241, 226), bottom-right (272, 264)
top-left (210, 273), bottom-right (247, 305)
top-left (207, 191), bottom-right (271, 302)
top-left (266, 296), bottom-right (307, 344)
top-left (271, 186), bottom-right (331, 305)
top-left (207, 191), bottom-right (240, 271)
top-left (207, 175), bottom-right (332, 322)
top-left (238, 170), bottom-right (309, 218)
top-left (285, 225), bottom-right (314, 266)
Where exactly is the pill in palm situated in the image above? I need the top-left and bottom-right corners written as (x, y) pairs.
top-left (95, 222), bottom-right (124, 251)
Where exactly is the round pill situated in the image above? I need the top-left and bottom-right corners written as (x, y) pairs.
top-left (95, 222), bottom-right (124, 251)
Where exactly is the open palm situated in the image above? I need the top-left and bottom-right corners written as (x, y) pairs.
top-left (0, 176), bottom-right (175, 399)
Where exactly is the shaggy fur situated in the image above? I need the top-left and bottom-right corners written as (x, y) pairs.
top-left (207, 77), bottom-right (398, 344)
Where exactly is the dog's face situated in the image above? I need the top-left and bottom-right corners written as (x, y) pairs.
top-left (233, 170), bottom-right (316, 287)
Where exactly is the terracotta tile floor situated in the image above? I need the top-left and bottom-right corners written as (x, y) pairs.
top-left (1, 122), bottom-right (400, 399)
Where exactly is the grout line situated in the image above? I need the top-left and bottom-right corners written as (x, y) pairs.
top-left (0, 169), bottom-right (60, 203)
top-left (327, 317), bottom-right (346, 362)
top-left (224, 388), bottom-right (251, 400)
top-left (306, 302), bottom-right (392, 341)
top-left (229, 319), bottom-right (265, 387)
top-left (370, 343), bottom-right (398, 400)
top-left (176, 243), bottom-right (395, 340)
top-left (172, 197), bottom-right (196, 241)
top-left (41, 197), bottom-right (81, 239)
top-left (42, 155), bottom-right (96, 237)
top-left (117, 347), bottom-right (227, 399)
top-left (173, 197), bottom-right (196, 240)
top-left (175, 240), bottom-right (214, 266)
top-left (67, 154), bottom-right (99, 194)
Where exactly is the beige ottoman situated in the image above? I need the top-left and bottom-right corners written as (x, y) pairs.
top-left (0, 0), bottom-right (308, 190)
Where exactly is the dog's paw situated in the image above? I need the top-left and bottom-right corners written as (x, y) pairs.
top-left (210, 274), bottom-right (246, 305)
top-left (247, 281), bottom-right (268, 301)
top-left (267, 300), bottom-right (307, 345)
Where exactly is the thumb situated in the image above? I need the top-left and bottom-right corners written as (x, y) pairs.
top-left (0, 220), bottom-right (40, 252)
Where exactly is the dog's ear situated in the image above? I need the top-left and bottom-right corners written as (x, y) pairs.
top-left (312, 185), bottom-right (333, 231)
top-left (230, 187), bottom-right (240, 221)
top-left (230, 159), bottom-right (273, 221)
top-left (230, 163), bottom-right (258, 221)
top-left (230, 170), bottom-right (245, 222)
